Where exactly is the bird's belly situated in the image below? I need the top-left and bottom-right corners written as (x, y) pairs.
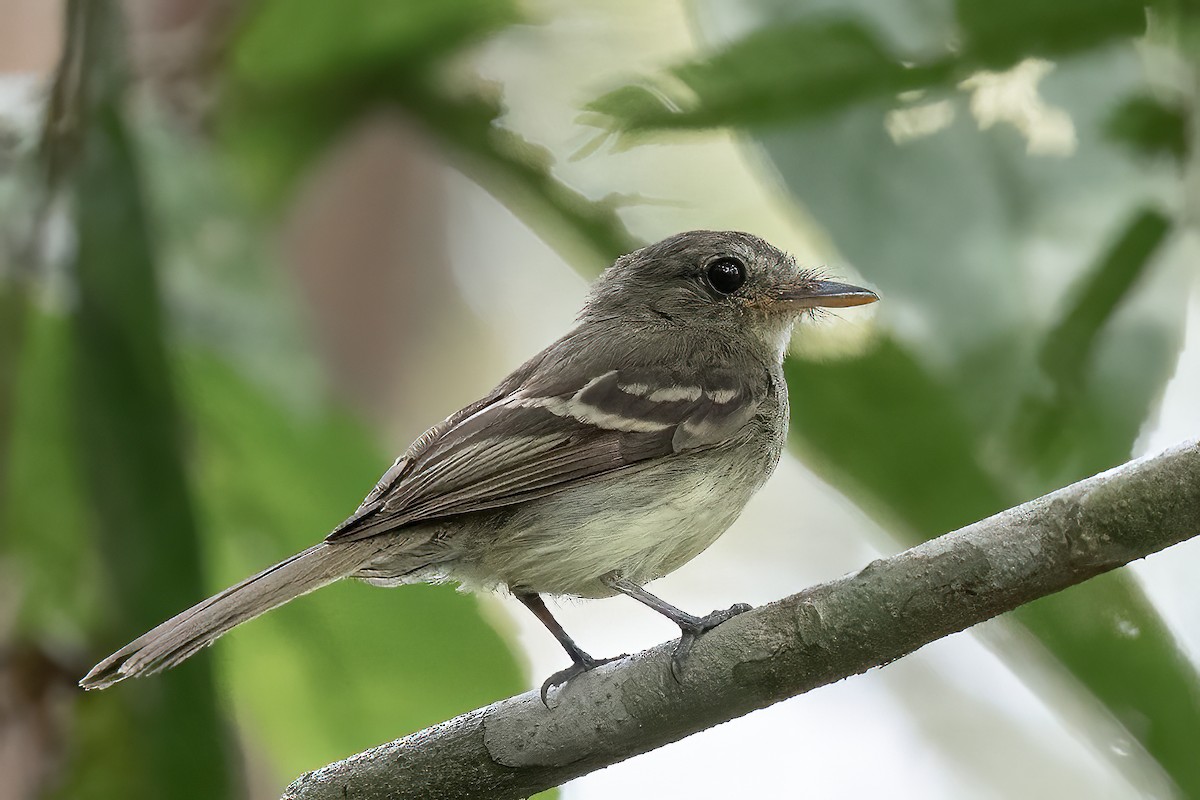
top-left (454, 446), bottom-right (773, 598)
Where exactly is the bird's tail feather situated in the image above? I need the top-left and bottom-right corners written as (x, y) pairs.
top-left (80, 542), bottom-right (374, 690)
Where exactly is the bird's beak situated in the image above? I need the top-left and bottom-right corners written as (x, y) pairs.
top-left (777, 279), bottom-right (878, 309)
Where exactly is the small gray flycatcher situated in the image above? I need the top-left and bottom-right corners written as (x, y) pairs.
top-left (81, 230), bottom-right (877, 699)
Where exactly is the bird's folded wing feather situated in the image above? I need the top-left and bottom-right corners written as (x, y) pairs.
top-left (326, 367), bottom-right (762, 542)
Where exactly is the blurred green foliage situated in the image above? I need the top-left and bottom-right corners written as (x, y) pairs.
top-left (594, 0), bottom-right (1199, 792)
top-left (587, 0), bottom-right (1150, 130)
top-left (221, 0), bottom-right (635, 265)
top-left (50, 3), bottom-right (234, 798)
top-left (1, 0), bottom-right (525, 797)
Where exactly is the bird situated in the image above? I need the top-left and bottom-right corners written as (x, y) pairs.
top-left (80, 230), bottom-right (877, 699)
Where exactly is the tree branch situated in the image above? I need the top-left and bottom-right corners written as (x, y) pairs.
top-left (283, 440), bottom-right (1200, 800)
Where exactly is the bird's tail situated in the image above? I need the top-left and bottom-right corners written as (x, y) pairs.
top-left (80, 542), bottom-right (375, 690)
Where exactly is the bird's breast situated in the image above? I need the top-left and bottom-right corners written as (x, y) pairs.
top-left (452, 432), bottom-right (782, 598)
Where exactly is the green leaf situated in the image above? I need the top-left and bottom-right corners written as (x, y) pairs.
top-left (587, 2), bottom-right (1147, 133)
top-left (956, 0), bottom-right (1146, 66)
top-left (220, 0), bottom-right (635, 265)
top-left (786, 338), bottom-right (1012, 536)
top-left (220, 0), bottom-right (519, 205)
top-left (587, 22), bottom-right (954, 131)
top-left (1014, 576), bottom-right (1200, 788)
top-left (1038, 210), bottom-right (1171, 386)
top-left (233, 0), bottom-right (519, 87)
top-left (56, 2), bottom-right (237, 797)
top-left (0, 281), bottom-right (29, 515)
top-left (1011, 209), bottom-right (1175, 480)
top-left (0, 313), bottom-right (94, 632)
top-left (1106, 95), bottom-right (1190, 161)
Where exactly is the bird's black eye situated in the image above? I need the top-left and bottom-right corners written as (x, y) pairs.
top-left (706, 257), bottom-right (747, 295)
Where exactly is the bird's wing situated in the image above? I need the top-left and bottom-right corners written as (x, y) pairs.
top-left (326, 367), bottom-right (764, 542)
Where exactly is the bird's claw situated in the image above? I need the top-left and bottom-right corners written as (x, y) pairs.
top-left (540, 653), bottom-right (625, 706)
top-left (670, 602), bottom-right (753, 683)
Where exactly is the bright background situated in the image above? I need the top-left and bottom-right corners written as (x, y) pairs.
top-left (1, 1), bottom-right (1199, 798)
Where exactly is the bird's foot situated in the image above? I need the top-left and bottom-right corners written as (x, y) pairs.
top-left (540, 653), bottom-right (625, 706)
top-left (670, 602), bottom-right (753, 682)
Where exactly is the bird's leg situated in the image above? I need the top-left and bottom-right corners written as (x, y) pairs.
top-left (601, 574), bottom-right (751, 682)
top-left (516, 592), bottom-right (623, 705)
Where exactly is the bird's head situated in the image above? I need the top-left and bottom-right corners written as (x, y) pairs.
top-left (582, 230), bottom-right (877, 352)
